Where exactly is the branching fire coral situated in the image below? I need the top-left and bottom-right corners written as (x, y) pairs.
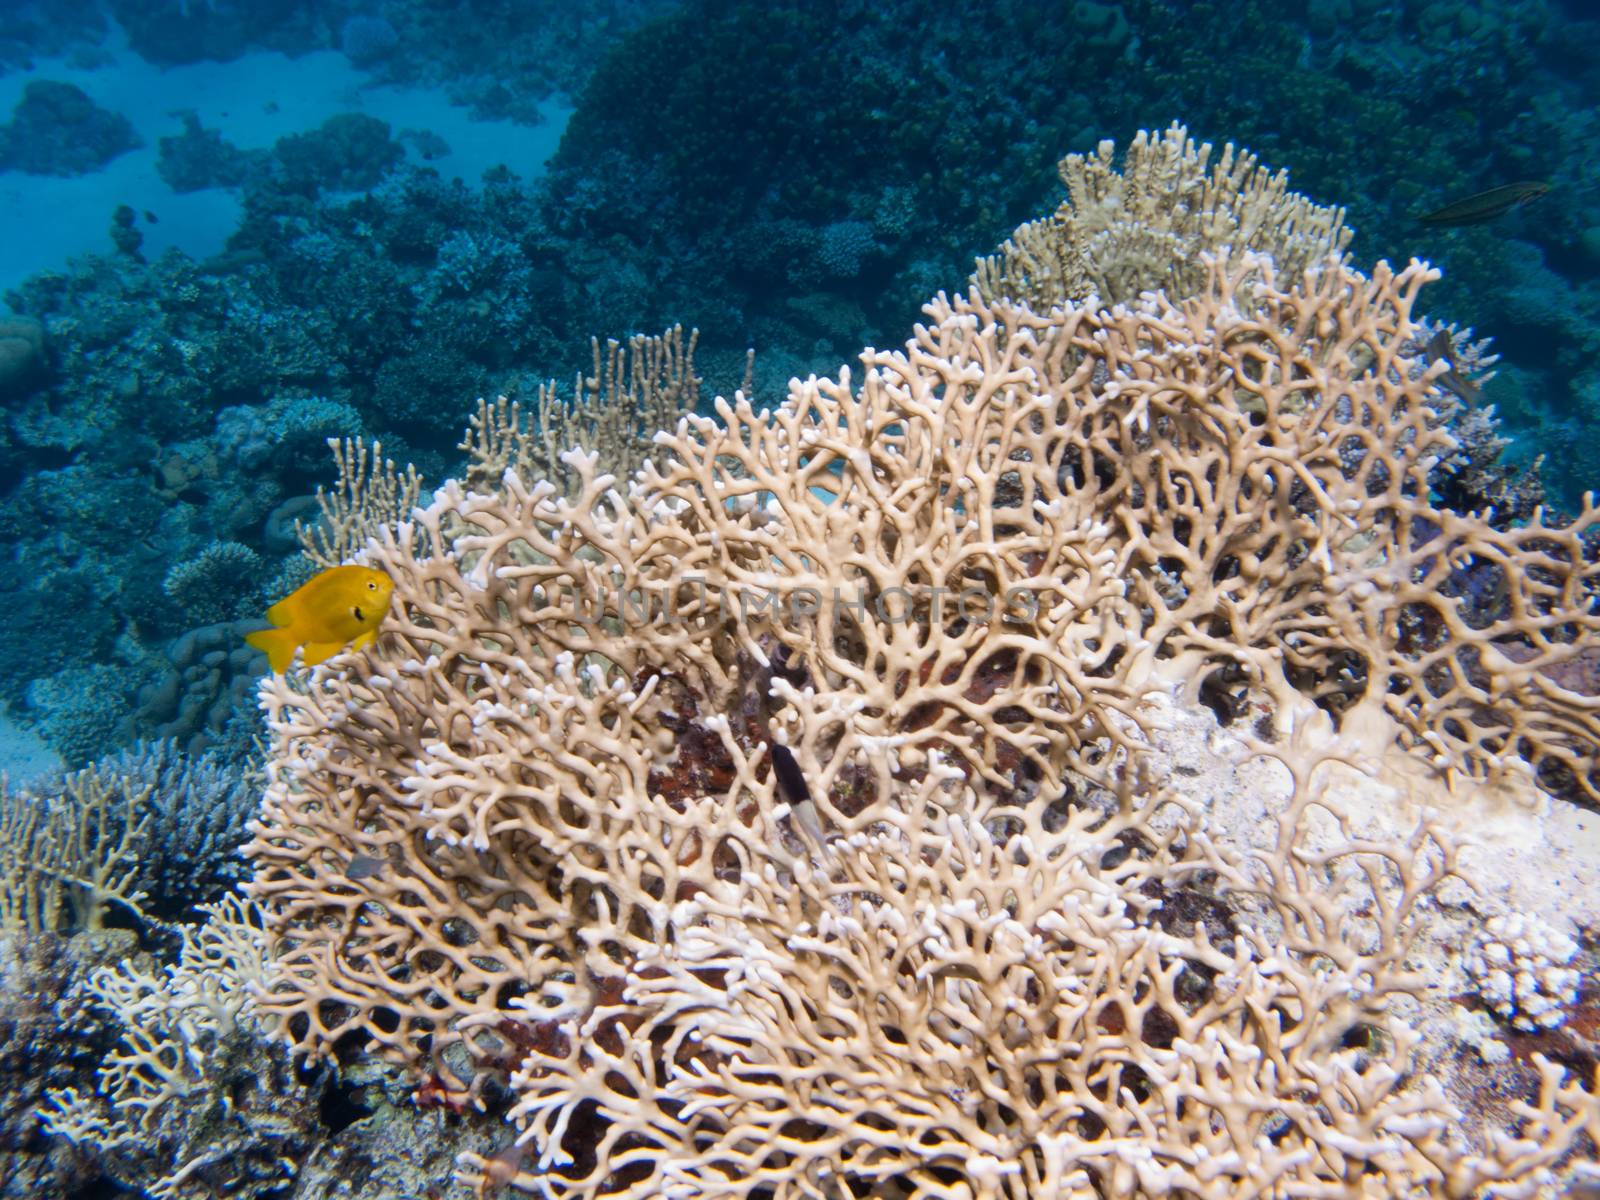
top-left (490, 755), bottom-right (1596, 1199)
top-left (246, 168), bottom-right (1600, 1192)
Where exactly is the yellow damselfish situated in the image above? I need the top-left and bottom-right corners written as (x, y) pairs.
top-left (245, 565), bottom-right (395, 673)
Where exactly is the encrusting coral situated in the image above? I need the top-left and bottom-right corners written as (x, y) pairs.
top-left (1464, 913), bottom-right (1582, 1034)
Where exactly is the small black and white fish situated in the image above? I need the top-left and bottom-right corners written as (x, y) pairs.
top-left (769, 742), bottom-right (826, 844)
top-left (769, 742), bottom-right (811, 806)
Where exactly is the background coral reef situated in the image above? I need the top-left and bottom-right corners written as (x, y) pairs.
top-left (3, 0), bottom-right (1598, 773)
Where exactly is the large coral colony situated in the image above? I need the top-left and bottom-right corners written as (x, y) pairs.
top-left (19, 126), bottom-right (1600, 1196)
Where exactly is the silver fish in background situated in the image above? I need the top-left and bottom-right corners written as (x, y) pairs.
top-left (1419, 180), bottom-right (1551, 226)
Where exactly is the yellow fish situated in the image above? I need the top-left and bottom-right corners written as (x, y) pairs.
top-left (245, 565), bottom-right (395, 673)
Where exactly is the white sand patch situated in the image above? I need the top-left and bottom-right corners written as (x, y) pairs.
top-left (0, 708), bottom-right (60, 784)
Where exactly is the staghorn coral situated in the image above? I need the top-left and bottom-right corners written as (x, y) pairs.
top-left (162, 540), bottom-right (265, 626)
top-left (460, 324), bottom-right (703, 497)
top-left (97, 739), bottom-right (261, 917)
top-left (973, 121), bottom-right (1352, 310)
top-left (245, 243), bottom-right (1600, 1196)
top-left (296, 436), bottom-right (424, 569)
top-left (3, 742), bottom-right (254, 941)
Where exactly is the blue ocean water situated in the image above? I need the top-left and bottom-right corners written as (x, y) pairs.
top-left (1, 1), bottom-right (1598, 1197)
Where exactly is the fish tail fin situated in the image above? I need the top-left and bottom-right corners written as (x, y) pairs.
top-left (245, 627), bottom-right (299, 673)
